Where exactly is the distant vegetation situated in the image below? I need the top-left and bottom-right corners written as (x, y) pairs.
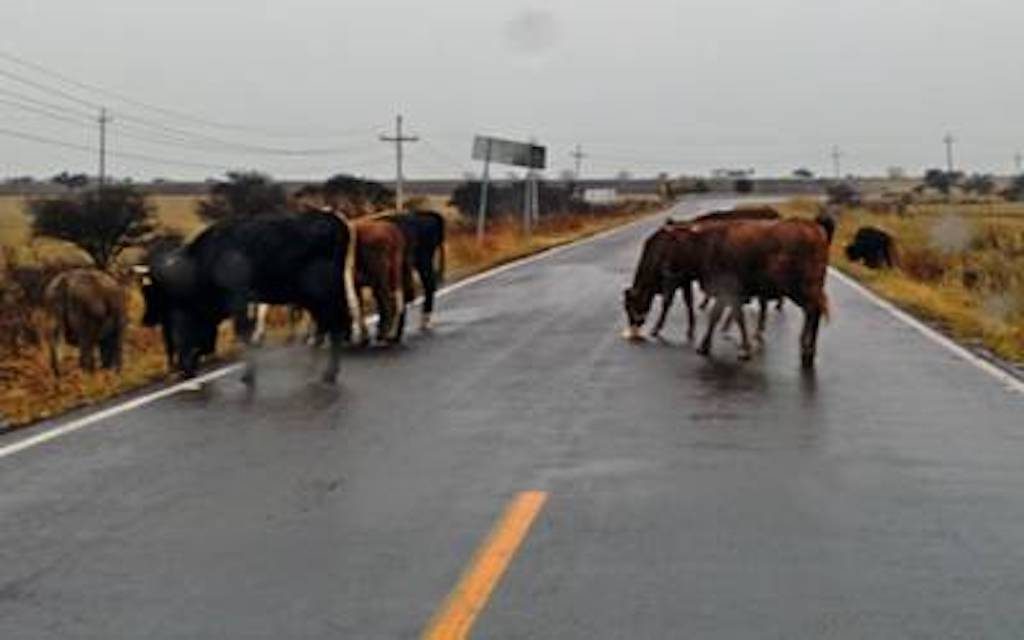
top-left (27, 184), bottom-right (159, 270)
top-left (198, 171), bottom-right (287, 221)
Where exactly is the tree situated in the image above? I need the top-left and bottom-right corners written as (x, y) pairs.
top-left (923, 168), bottom-right (963, 195)
top-left (962, 173), bottom-right (995, 196)
top-left (1003, 175), bottom-right (1024, 202)
top-left (51, 171), bottom-right (90, 191)
top-left (197, 171), bottom-right (286, 221)
top-left (28, 185), bottom-right (157, 270)
top-left (826, 181), bottom-right (861, 206)
top-left (792, 168), bottom-right (814, 179)
top-left (322, 174), bottom-right (394, 214)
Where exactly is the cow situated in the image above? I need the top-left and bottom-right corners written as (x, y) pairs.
top-left (683, 217), bottom-right (832, 368)
top-left (623, 223), bottom-right (699, 341)
top-left (43, 268), bottom-right (126, 377)
top-left (352, 218), bottom-right (411, 345)
top-left (623, 207), bottom-right (783, 341)
top-left (381, 210), bottom-right (446, 329)
top-left (134, 211), bottom-right (358, 384)
top-left (846, 226), bottom-right (896, 269)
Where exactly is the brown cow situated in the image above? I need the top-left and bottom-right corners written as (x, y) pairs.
top-left (44, 268), bottom-right (127, 377)
top-left (684, 217), bottom-right (832, 368)
top-left (353, 219), bottom-right (412, 345)
top-left (623, 207), bottom-right (783, 341)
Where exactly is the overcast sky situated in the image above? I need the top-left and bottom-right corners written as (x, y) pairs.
top-left (2, 0), bottom-right (1022, 181)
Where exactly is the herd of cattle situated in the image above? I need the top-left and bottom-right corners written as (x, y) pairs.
top-left (45, 207), bottom-right (446, 384)
top-left (40, 201), bottom-right (899, 383)
top-left (623, 206), bottom-right (837, 368)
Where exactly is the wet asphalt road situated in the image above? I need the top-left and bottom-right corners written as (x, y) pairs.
top-left (2, 197), bottom-right (1024, 639)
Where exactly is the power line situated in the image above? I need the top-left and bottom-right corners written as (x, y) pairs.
top-left (0, 96), bottom-right (94, 127)
top-left (0, 48), bottom-right (385, 140)
top-left (0, 126), bottom-right (235, 172)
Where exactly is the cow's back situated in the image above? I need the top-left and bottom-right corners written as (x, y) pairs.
top-left (187, 212), bottom-right (350, 304)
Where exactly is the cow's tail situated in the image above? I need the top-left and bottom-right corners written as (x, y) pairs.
top-left (435, 213), bottom-right (447, 284)
top-left (49, 275), bottom-right (71, 378)
top-left (815, 213), bottom-right (836, 245)
top-left (341, 217), bottom-right (361, 340)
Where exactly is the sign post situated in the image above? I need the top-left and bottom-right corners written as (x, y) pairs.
top-left (472, 135), bottom-right (546, 243)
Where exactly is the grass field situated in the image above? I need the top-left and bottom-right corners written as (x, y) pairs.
top-left (776, 198), bottom-right (1024, 366)
top-left (0, 194), bottom-right (658, 428)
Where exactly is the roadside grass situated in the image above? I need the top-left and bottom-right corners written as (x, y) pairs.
top-left (0, 198), bottom-right (659, 428)
top-left (775, 197), bottom-right (1024, 365)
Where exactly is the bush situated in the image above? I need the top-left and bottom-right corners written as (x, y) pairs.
top-left (323, 174), bottom-right (394, 214)
top-left (28, 185), bottom-right (157, 270)
top-left (900, 247), bottom-right (949, 282)
top-left (449, 180), bottom-right (578, 219)
top-left (198, 171), bottom-right (287, 221)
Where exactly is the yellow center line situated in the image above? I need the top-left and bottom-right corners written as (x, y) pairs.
top-left (422, 490), bottom-right (549, 640)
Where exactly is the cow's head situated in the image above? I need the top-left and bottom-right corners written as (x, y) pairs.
top-left (622, 287), bottom-right (651, 340)
top-left (844, 242), bottom-right (862, 262)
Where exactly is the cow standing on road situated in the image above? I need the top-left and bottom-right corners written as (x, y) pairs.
top-left (686, 217), bottom-right (833, 368)
top-left (623, 207), bottom-right (783, 341)
top-left (382, 210), bottom-right (446, 329)
top-left (135, 211), bottom-right (358, 384)
top-left (44, 268), bottom-right (126, 377)
top-left (352, 218), bottom-right (412, 345)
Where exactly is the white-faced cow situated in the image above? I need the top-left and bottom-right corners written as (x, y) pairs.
top-left (135, 211), bottom-right (358, 384)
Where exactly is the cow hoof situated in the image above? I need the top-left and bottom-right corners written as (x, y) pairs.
top-left (621, 326), bottom-right (644, 341)
top-left (801, 353), bottom-right (816, 370)
top-left (697, 345), bottom-right (711, 357)
top-left (738, 349), bottom-right (753, 361)
top-left (421, 314), bottom-right (433, 331)
top-left (241, 368), bottom-right (256, 386)
top-left (320, 372), bottom-right (338, 385)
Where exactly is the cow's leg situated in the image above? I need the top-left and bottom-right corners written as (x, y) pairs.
top-left (697, 298), bottom-right (727, 356)
top-left (651, 286), bottom-right (675, 338)
top-left (699, 292), bottom-right (713, 311)
top-left (79, 331), bottom-right (97, 372)
top-left (755, 297), bottom-right (768, 343)
top-left (735, 304), bottom-right (754, 360)
top-left (418, 261), bottom-right (437, 330)
top-left (800, 301), bottom-right (823, 370)
top-left (682, 281), bottom-right (696, 342)
top-left (369, 275), bottom-right (393, 344)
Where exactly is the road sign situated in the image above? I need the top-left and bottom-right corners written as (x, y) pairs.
top-left (472, 136), bottom-right (546, 169)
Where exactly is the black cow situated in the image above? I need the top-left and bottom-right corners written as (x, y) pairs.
top-left (136, 212), bottom-right (357, 384)
top-left (381, 210), bottom-right (446, 329)
top-left (846, 226), bottom-right (896, 269)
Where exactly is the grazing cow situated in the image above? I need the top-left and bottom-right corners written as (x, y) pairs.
top-left (684, 217), bottom-right (832, 368)
top-left (846, 226), bottom-right (896, 269)
top-left (624, 207), bottom-right (783, 340)
top-left (381, 210), bottom-right (446, 329)
top-left (623, 224), bottom-right (700, 341)
top-left (44, 268), bottom-right (126, 377)
top-left (353, 218), bottom-right (411, 345)
top-left (135, 211), bottom-right (358, 384)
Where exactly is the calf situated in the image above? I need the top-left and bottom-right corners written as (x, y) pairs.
top-left (623, 223), bottom-right (700, 341)
top-left (382, 210), bottom-right (446, 329)
top-left (135, 211), bottom-right (357, 384)
top-left (44, 268), bottom-right (126, 377)
top-left (685, 217), bottom-right (832, 368)
top-left (353, 218), bottom-right (411, 344)
top-left (846, 226), bottom-right (896, 268)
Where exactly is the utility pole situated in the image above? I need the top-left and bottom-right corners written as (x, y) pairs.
top-left (943, 133), bottom-right (955, 174)
top-left (830, 145), bottom-right (842, 180)
top-left (1014, 151), bottom-right (1022, 174)
top-left (379, 114), bottom-right (418, 210)
top-left (570, 144), bottom-right (587, 180)
top-left (98, 107), bottom-right (110, 188)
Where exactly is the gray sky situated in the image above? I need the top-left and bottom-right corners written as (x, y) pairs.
top-left (2, 0), bottom-right (1022, 180)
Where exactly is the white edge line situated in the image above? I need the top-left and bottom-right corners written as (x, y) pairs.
top-left (0, 364), bottom-right (244, 459)
top-left (829, 267), bottom-right (1024, 396)
top-left (0, 209), bottom-right (665, 460)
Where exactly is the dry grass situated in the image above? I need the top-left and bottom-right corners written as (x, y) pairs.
top-left (774, 197), bottom-right (1024, 365)
top-left (0, 198), bottom-right (658, 428)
